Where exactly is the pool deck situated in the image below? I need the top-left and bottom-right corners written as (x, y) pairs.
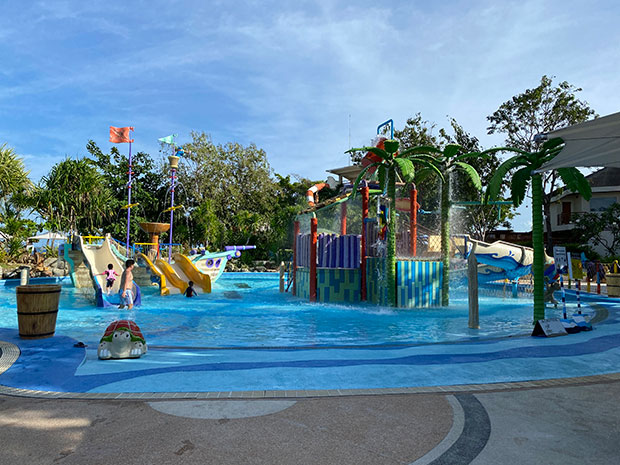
top-left (2, 291), bottom-right (620, 464)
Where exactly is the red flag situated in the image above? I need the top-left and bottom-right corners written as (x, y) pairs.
top-left (109, 126), bottom-right (134, 143)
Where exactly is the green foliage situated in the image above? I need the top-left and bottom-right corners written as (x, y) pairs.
top-left (572, 203), bottom-right (620, 257)
top-left (33, 157), bottom-right (113, 234)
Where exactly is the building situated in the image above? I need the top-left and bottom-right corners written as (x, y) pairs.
top-left (548, 167), bottom-right (620, 255)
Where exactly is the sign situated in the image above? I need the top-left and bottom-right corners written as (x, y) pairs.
top-left (567, 252), bottom-right (584, 280)
top-left (532, 318), bottom-right (568, 337)
top-left (553, 246), bottom-right (568, 272)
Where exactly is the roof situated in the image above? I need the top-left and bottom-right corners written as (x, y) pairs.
top-left (28, 232), bottom-right (67, 241)
top-left (538, 111), bottom-right (620, 171)
top-left (326, 165), bottom-right (364, 183)
top-left (585, 167), bottom-right (620, 188)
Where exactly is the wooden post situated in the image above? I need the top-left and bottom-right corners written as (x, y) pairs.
top-left (292, 221), bottom-right (299, 296)
top-left (310, 217), bottom-right (318, 302)
top-left (361, 186), bottom-right (369, 301)
top-left (468, 253), bottom-right (479, 329)
top-left (340, 201), bottom-right (347, 236)
top-left (410, 187), bottom-right (417, 256)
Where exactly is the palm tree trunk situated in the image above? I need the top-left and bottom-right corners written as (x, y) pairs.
top-left (440, 177), bottom-right (450, 306)
top-left (531, 173), bottom-right (545, 322)
top-left (387, 167), bottom-right (397, 306)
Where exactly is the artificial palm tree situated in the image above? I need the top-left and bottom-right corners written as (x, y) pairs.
top-left (348, 139), bottom-right (443, 306)
top-left (486, 138), bottom-right (592, 322)
top-left (402, 144), bottom-right (483, 305)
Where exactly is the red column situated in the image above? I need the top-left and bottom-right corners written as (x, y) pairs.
top-left (310, 217), bottom-right (318, 302)
top-left (410, 187), bottom-right (418, 256)
top-left (292, 221), bottom-right (299, 296)
top-left (361, 186), bottom-right (369, 301)
top-left (340, 201), bottom-right (347, 236)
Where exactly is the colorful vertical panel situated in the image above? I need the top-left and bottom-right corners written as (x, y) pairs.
top-left (366, 257), bottom-right (389, 306)
top-left (316, 268), bottom-right (361, 303)
top-left (295, 267), bottom-right (310, 299)
top-left (396, 260), bottom-right (443, 308)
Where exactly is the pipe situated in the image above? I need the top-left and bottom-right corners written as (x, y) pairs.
top-left (340, 201), bottom-right (347, 236)
top-left (293, 221), bottom-right (299, 296)
top-left (310, 217), bottom-right (317, 302)
top-left (361, 186), bottom-right (369, 301)
top-left (126, 139), bottom-right (132, 257)
top-left (410, 187), bottom-right (417, 256)
top-left (377, 119), bottom-right (394, 139)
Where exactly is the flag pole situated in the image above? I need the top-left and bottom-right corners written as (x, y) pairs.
top-left (126, 134), bottom-right (133, 257)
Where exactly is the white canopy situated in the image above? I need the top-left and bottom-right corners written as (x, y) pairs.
top-left (28, 232), bottom-right (66, 241)
top-left (537, 111), bottom-right (620, 172)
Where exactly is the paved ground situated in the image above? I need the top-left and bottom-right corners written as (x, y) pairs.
top-left (1, 380), bottom-right (619, 465)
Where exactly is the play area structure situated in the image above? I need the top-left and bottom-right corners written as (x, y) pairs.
top-left (290, 120), bottom-right (550, 310)
top-left (64, 130), bottom-right (254, 306)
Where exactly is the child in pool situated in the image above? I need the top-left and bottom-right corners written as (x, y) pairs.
top-left (101, 263), bottom-right (119, 296)
top-left (184, 281), bottom-right (198, 298)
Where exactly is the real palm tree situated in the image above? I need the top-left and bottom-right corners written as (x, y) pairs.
top-left (486, 138), bottom-right (592, 322)
top-left (349, 139), bottom-right (444, 306)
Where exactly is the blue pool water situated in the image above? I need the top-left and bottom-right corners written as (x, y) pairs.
top-left (0, 273), bottom-right (568, 348)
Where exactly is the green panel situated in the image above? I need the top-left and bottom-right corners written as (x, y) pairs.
top-left (317, 268), bottom-right (361, 303)
top-left (366, 257), bottom-right (389, 306)
top-left (295, 267), bottom-right (310, 299)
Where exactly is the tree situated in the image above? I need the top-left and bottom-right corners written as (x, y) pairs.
top-left (487, 138), bottom-right (592, 323)
top-left (487, 75), bottom-right (596, 252)
top-left (349, 140), bottom-right (444, 306)
top-left (0, 144), bottom-right (33, 219)
top-left (572, 203), bottom-right (620, 257)
top-left (86, 141), bottom-right (166, 243)
top-left (35, 158), bottom-right (114, 234)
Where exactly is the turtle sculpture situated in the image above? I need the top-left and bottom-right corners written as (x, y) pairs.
top-left (98, 320), bottom-right (147, 360)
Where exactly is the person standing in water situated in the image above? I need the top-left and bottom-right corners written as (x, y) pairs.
top-left (118, 259), bottom-right (135, 310)
top-left (184, 281), bottom-right (198, 298)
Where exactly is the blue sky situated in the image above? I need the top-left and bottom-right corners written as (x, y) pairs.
top-left (1, 0), bottom-right (619, 230)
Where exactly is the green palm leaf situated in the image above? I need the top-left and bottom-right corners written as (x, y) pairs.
top-left (487, 156), bottom-right (526, 201)
top-left (454, 162), bottom-right (481, 191)
top-left (443, 144), bottom-right (462, 159)
top-left (557, 167), bottom-right (592, 201)
top-left (351, 162), bottom-right (381, 198)
top-left (394, 158), bottom-right (415, 183)
top-left (346, 146), bottom-right (390, 162)
top-left (510, 166), bottom-right (532, 207)
top-left (399, 145), bottom-right (443, 157)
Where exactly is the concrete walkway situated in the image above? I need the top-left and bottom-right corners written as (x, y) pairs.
top-left (1, 379), bottom-right (618, 465)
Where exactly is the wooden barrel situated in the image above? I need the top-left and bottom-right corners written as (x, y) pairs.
top-left (606, 273), bottom-right (620, 297)
top-left (16, 284), bottom-right (61, 339)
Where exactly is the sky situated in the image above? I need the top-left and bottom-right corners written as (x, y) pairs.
top-left (1, 0), bottom-right (619, 231)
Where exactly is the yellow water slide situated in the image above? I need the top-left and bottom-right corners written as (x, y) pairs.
top-left (172, 253), bottom-right (211, 293)
top-left (155, 258), bottom-right (191, 294)
top-left (136, 253), bottom-right (171, 296)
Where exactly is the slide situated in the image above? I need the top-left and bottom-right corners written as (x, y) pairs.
top-left (79, 235), bottom-right (141, 308)
top-left (172, 253), bottom-right (212, 293)
top-left (461, 236), bottom-right (552, 282)
top-left (136, 253), bottom-right (171, 296)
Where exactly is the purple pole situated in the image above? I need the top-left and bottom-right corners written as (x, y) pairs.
top-left (168, 165), bottom-right (176, 263)
top-left (126, 140), bottom-right (132, 256)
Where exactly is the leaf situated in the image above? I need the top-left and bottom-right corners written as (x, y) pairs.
top-left (378, 165), bottom-right (387, 193)
top-left (345, 146), bottom-right (390, 162)
top-left (351, 163), bottom-right (377, 199)
top-left (454, 151), bottom-right (487, 163)
top-left (557, 167), bottom-right (592, 200)
top-left (443, 144), bottom-right (462, 159)
top-left (394, 158), bottom-right (415, 183)
top-left (486, 156), bottom-right (526, 201)
top-left (412, 158), bottom-right (445, 182)
top-left (510, 166), bottom-right (532, 207)
top-left (454, 162), bottom-right (481, 191)
top-left (415, 167), bottom-right (435, 184)
top-left (399, 145), bottom-right (443, 157)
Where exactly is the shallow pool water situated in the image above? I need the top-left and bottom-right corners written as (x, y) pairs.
top-left (0, 273), bottom-right (567, 348)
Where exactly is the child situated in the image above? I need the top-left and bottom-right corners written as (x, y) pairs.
top-left (101, 264), bottom-right (119, 296)
top-left (184, 281), bottom-right (198, 298)
top-left (118, 259), bottom-right (135, 310)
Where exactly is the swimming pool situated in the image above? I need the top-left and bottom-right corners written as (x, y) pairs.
top-left (0, 273), bottom-right (568, 348)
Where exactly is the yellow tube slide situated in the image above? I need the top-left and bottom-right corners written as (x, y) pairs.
top-left (173, 253), bottom-right (212, 293)
top-left (155, 258), bottom-right (189, 294)
top-left (136, 253), bottom-right (170, 296)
